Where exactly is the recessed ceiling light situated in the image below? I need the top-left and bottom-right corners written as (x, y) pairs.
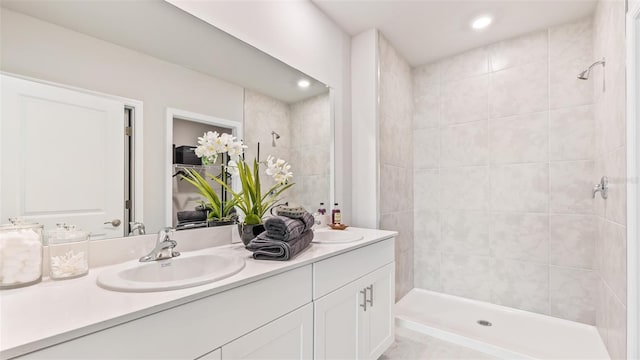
top-left (471, 15), bottom-right (493, 30)
top-left (297, 79), bottom-right (310, 88)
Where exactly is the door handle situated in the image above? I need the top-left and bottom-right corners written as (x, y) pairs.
top-left (104, 219), bottom-right (122, 227)
top-left (360, 288), bottom-right (367, 312)
top-left (366, 285), bottom-right (373, 307)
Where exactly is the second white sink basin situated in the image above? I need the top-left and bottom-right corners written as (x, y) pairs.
top-left (313, 230), bottom-right (364, 244)
top-left (97, 253), bottom-right (245, 292)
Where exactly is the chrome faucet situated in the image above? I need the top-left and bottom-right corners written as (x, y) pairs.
top-left (129, 221), bottom-right (146, 236)
top-left (139, 227), bottom-right (180, 262)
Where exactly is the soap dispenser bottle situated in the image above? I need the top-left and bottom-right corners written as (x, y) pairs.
top-left (331, 203), bottom-right (341, 225)
top-left (313, 203), bottom-right (328, 228)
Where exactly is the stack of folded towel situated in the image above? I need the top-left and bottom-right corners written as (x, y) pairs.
top-left (245, 210), bottom-right (315, 261)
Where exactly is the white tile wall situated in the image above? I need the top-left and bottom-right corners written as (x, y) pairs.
top-left (379, 33), bottom-right (414, 300)
top-left (412, 18), bottom-right (601, 325)
top-left (244, 90), bottom-right (331, 213)
top-left (590, 15), bottom-right (628, 346)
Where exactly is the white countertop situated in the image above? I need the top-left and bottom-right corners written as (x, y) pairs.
top-left (0, 227), bottom-right (396, 359)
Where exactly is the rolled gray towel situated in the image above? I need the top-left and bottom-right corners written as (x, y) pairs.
top-left (264, 212), bottom-right (314, 241)
top-left (246, 229), bottom-right (314, 261)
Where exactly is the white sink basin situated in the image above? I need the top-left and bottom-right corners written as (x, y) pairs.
top-left (97, 253), bottom-right (245, 292)
top-left (313, 230), bottom-right (364, 244)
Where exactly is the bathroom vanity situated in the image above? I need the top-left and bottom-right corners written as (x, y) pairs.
top-left (0, 228), bottom-right (396, 360)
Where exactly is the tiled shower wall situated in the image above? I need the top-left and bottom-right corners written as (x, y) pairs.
top-left (593, 0), bottom-right (627, 358)
top-left (289, 93), bottom-right (331, 211)
top-left (412, 19), bottom-right (600, 323)
top-left (378, 34), bottom-right (415, 300)
top-left (244, 90), bottom-right (331, 212)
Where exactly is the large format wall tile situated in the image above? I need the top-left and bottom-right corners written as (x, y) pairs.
top-left (414, 169), bottom-right (439, 210)
top-left (604, 148), bottom-right (626, 225)
top-left (491, 259), bottom-right (550, 314)
top-left (549, 160), bottom-right (595, 214)
top-left (413, 62), bottom-right (440, 95)
top-left (550, 18), bottom-right (593, 62)
top-left (440, 166), bottom-right (489, 210)
top-left (440, 75), bottom-right (488, 125)
top-left (602, 220), bottom-right (627, 306)
top-left (549, 18), bottom-right (593, 109)
top-left (440, 121), bottom-right (488, 167)
top-left (604, 286), bottom-right (627, 360)
top-left (440, 253), bottom-right (493, 301)
top-left (491, 212), bottom-right (548, 263)
top-left (413, 85), bottom-right (440, 129)
top-left (439, 47), bottom-right (488, 83)
top-left (489, 112), bottom-right (548, 164)
top-left (381, 164), bottom-right (413, 214)
top-left (440, 210), bottom-right (490, 256)
top-left (549, 214), bottom-right (596, 269)
top-left (413, 128), bottom-right (440, 169)
top-left (549, 266), bottom-right (596, 324)
top-left (490, 163), bottom-right (549, 212)
top-left (489, 61), bottom-right (549, 118)
top-left (549, 105), bottom-right (595, 161)
top-left (550, 57), bottom-right (594, 110)
top-left (414, 209), bottom-right (440, 251)
top-left (488, 30), bottom-right (548, 72)
top-left (414, 249), bottom-right (442, 291)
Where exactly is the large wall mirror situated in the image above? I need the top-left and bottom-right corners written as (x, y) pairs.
top-left (0, 0), bottom-right (334, 239)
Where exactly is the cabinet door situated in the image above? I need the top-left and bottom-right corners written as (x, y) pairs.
top-left (360, 263), bottom-right (395, 360)
top-left (313, 279), bottom-right (367, 360)
top-left (222, 303), bottom-right (313, 360)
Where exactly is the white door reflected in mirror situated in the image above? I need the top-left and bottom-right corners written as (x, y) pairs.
top-left (1, 75), bottom-right (126, 239)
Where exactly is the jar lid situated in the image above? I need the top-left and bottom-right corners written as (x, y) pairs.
top-left (0, 217), bottom-right (44, 231)
top-left (46, 223), bottom-right (89, 244)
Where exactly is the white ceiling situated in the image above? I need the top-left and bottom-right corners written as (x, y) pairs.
top-left (0, 0), bottom-right (328, 103)
top-left (312, 0), bottom-right (598, 67)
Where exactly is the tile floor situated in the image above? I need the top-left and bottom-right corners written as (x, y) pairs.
top-left (380, 326), bottom-right (498, 360)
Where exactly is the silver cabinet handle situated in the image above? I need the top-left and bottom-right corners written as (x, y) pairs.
top-left (104, 219), bottom-right (122, 227)
top-left (366, 285), bottom-right (374, 307)
top-left (360, 288), bottom-right (367, 311)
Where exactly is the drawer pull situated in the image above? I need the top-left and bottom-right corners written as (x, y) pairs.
top-left (360, 289), bottom-right (367, 311)
top-left (366, 285), bottom-right (374, 307)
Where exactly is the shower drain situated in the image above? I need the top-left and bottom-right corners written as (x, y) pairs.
top-left (477, 320), bottom-right (493, 327)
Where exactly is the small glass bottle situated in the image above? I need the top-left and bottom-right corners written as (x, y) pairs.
top-left (331, 203), bottom-right (341, 225)
top-left (0, 218), bottom-right (44, 289)
top-left (47, 224), bottom-right (90, 280)
top-left (313, 203), bottom-right (328, 228)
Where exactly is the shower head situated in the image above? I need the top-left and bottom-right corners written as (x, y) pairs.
top-left (577, 69), bottom-right (590, 80)
top-left (577, 58), bottom-right (606, 91)
top-left (271, 131), bottom-right (280, 147)
top-left (577, 58), bottom-right (605, 80)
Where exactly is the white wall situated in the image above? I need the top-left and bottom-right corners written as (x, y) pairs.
top-left (0, 9), bottom-right (244, 233)
top-left (166, 0), bottom-right (353, 224)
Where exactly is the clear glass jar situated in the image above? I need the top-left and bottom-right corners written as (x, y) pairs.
top-left (47, 224), bottom-right (89, 280)
top-left (0, 218), bottom-right (44, 289)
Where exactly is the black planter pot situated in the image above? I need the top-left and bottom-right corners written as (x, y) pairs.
top-left (237, 223), bottom-right (265, 246)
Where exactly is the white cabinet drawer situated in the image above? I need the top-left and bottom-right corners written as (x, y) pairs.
top-left (313, 239), bottom-right (393, 299)
top-left (20, 265), bottom-right (312, 359)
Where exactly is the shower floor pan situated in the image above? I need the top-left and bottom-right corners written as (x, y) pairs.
top-left (396, 289), bottom-right (610, 359)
